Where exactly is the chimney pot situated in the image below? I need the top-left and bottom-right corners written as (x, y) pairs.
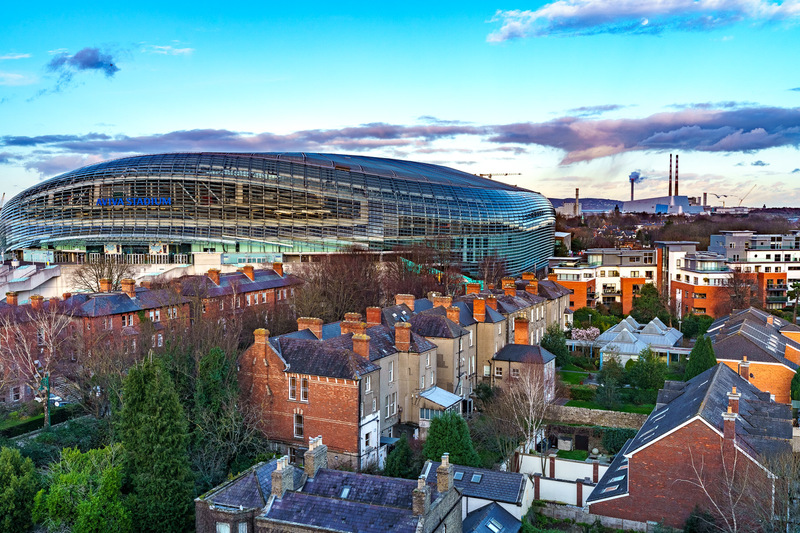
top-left (344, 312), bottom-right (362, 322)
top-left (514, 316), bottom-right (530, 345)
top-left (304, 437), bottom-right (328, 478)
top-left (272, 262), bottom-right (284, 277)
top-left (739, 356), bottom-right (750, 382)
top-left (30, 294), bottom-right (44, 311)
top-left (395, 322), bottom-right (412, 352)
top-left (486, 295), bottom-right (497, 311)
top-left (5, 292), bottom-right (18, 306)
top-left (99, 278), bottom-right (113, 293)
top-left (521, 272), bottom-right (536, 281)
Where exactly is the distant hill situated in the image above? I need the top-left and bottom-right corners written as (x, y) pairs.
top-left (548, 197), bottom-right (624, 211)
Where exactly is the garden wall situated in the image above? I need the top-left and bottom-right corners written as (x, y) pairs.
top-left (539, 502), bottom-right (664, 532)
top-left (546, 404), bottom-right (648, 429)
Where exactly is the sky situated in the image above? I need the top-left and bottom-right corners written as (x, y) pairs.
top-left (1, 0), bottom-right (800, 207)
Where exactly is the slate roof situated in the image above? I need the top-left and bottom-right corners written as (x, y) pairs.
top-left (492, 344), bottom-right (556, 364)
top-left (300, 468), bottom-right (418, 509)
top-left (586, 439), bottom-right (632, 503)
top-left (537, 279), bottom-right (571, 300)
top-left (380, 303), bottom-right (414, 327)
top-left (422, 461), bottom-right (525, 505)
top-left (410, 307), bottom-right (469, 339)
top-left (713, 307), bottom-right (800, 333)
top-left (202, 459), bottom-right (303, 511)
top-left (589, 364), bottom-right (792, 505)
top-left (265, 491), bottom-right (419, 533)
top-left (463, 502), bottom-right (522, 533)
top-left (180, 268), bottom-right (301, 298)
top-left (455, 296), bottom-right (506, 324)
top-left (707, 313), bottom-right (800, 370)
top-left (269, 336), bottom-right (379, 379)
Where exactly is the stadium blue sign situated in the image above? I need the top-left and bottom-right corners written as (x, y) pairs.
top-left (96, 197), bottom-right (172, 206)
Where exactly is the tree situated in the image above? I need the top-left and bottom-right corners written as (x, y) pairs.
top-left (33, 444), bottom-right (130, 533)
top-left (505, 358), bottom-right (552, 470)
top-left (422, 411), bottom-right (481, 467)
top-left (789, 281), bottom-right (800, 324)
top-left (541, 323), bottom-right (570, 367)
top-left (630, 283), bottom-right (670, 324)
top-left (119, 358), bottom-right (194, 532)
top-left (471, 388), bottom-right (526, 467)
top-left (0, 300), bottom-right (75, 429)
top-left (597, 356), bottom-right (625, 386)
top-left (67, 257), bottom-right (136, 293)
top-left (685, 337), bottom-right (718, 381)
top-left (383, 435), bottom-right (417, 479)
top-left (477, 252), bottom-right (508, 288)
top-left (791, 371), bottom-right (800, 402)
top-left (628, 347), bottom-right (667, 391)
top-left (0, 447), bottom-right (38, 533)
top-left (724, 269), bottom-right (758, 313)
top-left (682, 314), bottom-right (715, 339)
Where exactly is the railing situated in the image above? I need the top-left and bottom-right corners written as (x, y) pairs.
top-left (85, 253), bottom-right (191, 265)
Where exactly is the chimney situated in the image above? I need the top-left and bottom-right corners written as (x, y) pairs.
top-left (446, 306), bottom-right (460, 325)
top-left (395, 322), bottom-right (412, 352)
top-left (466, 282), bottom-right (481, 295)
top-left (727, 386), bottom-right (741, 415)
top-left (120, 278), bottom-right (136, 298)
top-left (99, 278), bottom-right (112, 293)
top-left (49, 296), bottom-right (59, 310)
top-left (395, 294), bottom-right (415, 311)
top-left (30, 295), bottom-right (44, 311)
top-left (669, 154), bottom-right (673, 197)
top-left (352, 334), bottom-right (370, 359)
top-left (243, 265), bottom-right (255, 281)
top-left (631, 178), bottom-right (634, 202)
top-left (521, 272), bottom-right (536, 281)
top-left (432, 294), bottom-right (452, 309)
top-left (675, 154), bottom-right (679, 196)
top-left (486, 295), bottom-right (497, 311)
top-left (254, 328), bottom-right (270, 345)
top-left (271, 456), bottom-right (295, 498)
top-left (207, 269), bottom-right (221, 286)
top-left (5, 292), bottom-right (18, 306)
top-left (62, 292), bottom-right (72, 301)
top-left (304, 436), bottom-right (328, 479)
top-left (341, 321), bottom-right (367, 337)
top-left (703, 192), bottom-right (708, 206)
top-left (486, 283), bottom-right (495, 290)
top-left (473, 298), bottom-right (486, 323)
top-left (272, 262), bottom-right (284, 277)
top-left (366, 307), bottom-right (381, 327)
top-left (575, 188), bottom-right (579, 216)
top-left (297, 317), bottom-right (323, 339)
top-left (412, 476), bottom-right (430, 517)
top-left (140, 279), bottom-right (153, 289)
top-left (502, 277), bottom-right (516, 297)
top-left (514, 316), bottom-right (530, 345)
top-left (767, 315), bottom-right (774, 326)
top-left (526, 279), bottom-right (539, 295)
top-left (344, 312), bottom-right (362, 322)
top-left (437, 453), bottom-right (454, 493)
top-left (739, 356), bottom-right (750, 382)
top-left (722, 406), bottom-right (737, 450)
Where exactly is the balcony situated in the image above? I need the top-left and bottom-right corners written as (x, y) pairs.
top-left (767, 296), bottom-right (789, 303)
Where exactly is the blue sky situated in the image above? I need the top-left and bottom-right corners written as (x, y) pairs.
top-left (2, 1), bottom-right (800, 206)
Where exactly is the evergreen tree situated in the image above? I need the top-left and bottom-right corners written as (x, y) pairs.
top-left (628, 348), bottom-right (667, 391)
top-left (630, 283), bottom-right (670, 324)
top-left (684, 337), bottom-right (718, 381)
top-left (383, 435), bottom-right (416, 479)
top-left (0, 447), bottom-right (38, 533)
top-left (791, 371), bottom-right (800, 401)
top-left (119, 358), bottom-right (194, 533)
top-left (541, 323), bottom-right (570, 367)
top-left (422, 411), bottom-right (481, 467)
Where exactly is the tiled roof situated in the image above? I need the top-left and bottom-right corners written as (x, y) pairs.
top-left (586, 439), bottom-right (632, 503)
top-left (265, 491), bottom-right (419, 533)
top-left (455, 296), bottom-right (505, 324)
top-left (423, 461), bottom-right (524, 505)
top-left (492, 344), bottom-right (556, 364)
top-left (202, 459), bottom-right (302, 511)
top-left (381, 304), bottom-right (414, 327)
top-left (537, 279), bottom-right (571, 300)
top-left (463, 502), bottom-right (521, 533)
top-left (180, 269), bottom-right (301, 298)
top-left (270, 336), bottom-right (379, 379)
top-left (410, 308), bottom-right (468, 339)
top-left (300, 468), bottom-right (418, 509)
top-left (707, 316), bottom-right (800, 370)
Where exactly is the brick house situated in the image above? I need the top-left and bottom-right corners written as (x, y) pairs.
top-left (195, 438), bottom-right (463, 533)
top-left (490, 317), bottom-right (556, 403)
top-left (706, 307), bottom-right (800, 404)
top-left (238, 327), bottom-right (381, 470)
top-left (588, 363), bottom-right (792, 529)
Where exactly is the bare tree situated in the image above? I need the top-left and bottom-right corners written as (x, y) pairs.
top-left (506, 357), bottom-right (553, 471)
top-left (0, 302), bottom-right (75, 428)
top-left (724, 269), bottom-right (758, 313)
top-left (68, 257), bottom-right (136, 292)
top-left (478, 252), bottom-right (508, 288)
top-left (381, 245), bottom-right (443, 299)
top-left (472, 388), bottom-right (525, 467)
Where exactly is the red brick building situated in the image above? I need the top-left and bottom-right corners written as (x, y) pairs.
top-left (588, 363), bottom-right (792, 529)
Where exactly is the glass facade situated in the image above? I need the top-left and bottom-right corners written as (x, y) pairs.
top-left (1, 153), bottom-right (555, 275)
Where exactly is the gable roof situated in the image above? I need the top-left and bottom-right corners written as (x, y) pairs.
top-left (492, 344), bottom-right (556, 364)
top-left (463, 502), bottom-right (521, 533)
top-left (410, 307), bottom-right (468, 339)
top-left (422, 461), bottom-right (525, 505)
top-left (300, 468), bottom-right (418, 508)
top-left (707, 315), bottom-right (800, 370)
top-left (200, 459), bottom-right (303, 511)
top-left (269, 336), bottom-right (379, 379)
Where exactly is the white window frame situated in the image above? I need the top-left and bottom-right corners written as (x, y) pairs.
top-left (364, 375), bottom-right (371, 392)
top-left (301, 378), bottom-right (309, 402)
top-left (293, 413), bottom-right (304, 438)
top-left (289, 376), bottom-right (297, 400)
top-left (389, 361), bottom-right (394, 382)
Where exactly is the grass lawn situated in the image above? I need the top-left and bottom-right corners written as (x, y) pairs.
top-left (565, 400), bottom-right (655, 415)
top-left (557, 371), bottom-right (589, 385)
top-left (557, 449), bottom-right (589, 461)
top-left (561, 363), bottom-right (585, 372)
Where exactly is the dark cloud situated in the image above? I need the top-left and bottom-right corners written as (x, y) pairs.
top-left (567, 104), bottom-right (624, 117)
top-left (48, 47), bottom-right (120, 78)
top-left (1, 133), bottom-right (111, 146)
top-left (487, 1), bottom-right (800, 41)
top-left (751, 160), bottom-right (769, 166)
top-left (793, 168), bottom-right (800, 173)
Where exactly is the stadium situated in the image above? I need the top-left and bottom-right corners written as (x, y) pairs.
top-left (1, 153), bottom-right (555, 275)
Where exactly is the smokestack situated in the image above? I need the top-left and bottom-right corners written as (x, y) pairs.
top-left (668, 154), bottom-right (673, 197)
top-left (631, 180), bottom-right (634, 202)
top-left (703, 192), bottom-right (707, 206)
top-left (675, 155), bottom-right (679, 196)
top-left (575, 188), bottom-right (579, 216)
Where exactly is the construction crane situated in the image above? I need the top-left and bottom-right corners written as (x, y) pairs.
top-left (737, 184), bottom-right (756, 206)
top-left (478, 173), bottom-right (521, 180)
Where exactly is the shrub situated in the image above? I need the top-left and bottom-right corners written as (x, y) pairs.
top-left (569, 385), bottom-right (596, 402)
top-left (601, 428), bottom-right (637, 455)
top-left (0, 447), bottom-right (39, 533)
top-left (684, 506), bottom-right (717, 533)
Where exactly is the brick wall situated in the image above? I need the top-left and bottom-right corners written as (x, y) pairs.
top-left (195, 500), bottom-right (257, 533)
top-left (671, 281), bottom-right (730, 319)
top-left (718, 359), bottom-right (794, 404)
top-left (589, 418), bottom-right (772, 529)
top-left (554, 279), bottom-right (594, 311)
top-left (620, 277), bottom-right (646, 315)
top-left (546, 405), bottom-right (648, 429)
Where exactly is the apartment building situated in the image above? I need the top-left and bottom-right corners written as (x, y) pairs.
top-left (670, 251), bottom-right (736, 318)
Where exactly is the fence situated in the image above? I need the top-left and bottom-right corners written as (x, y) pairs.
top-left (515, 453), bottom-right (607, 508)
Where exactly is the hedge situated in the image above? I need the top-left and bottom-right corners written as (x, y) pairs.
top-left (0, 406), bottom-right (81, 438)
top-left (569, 385), bottom-right (597, 402)
top-left (602, 427), bottom-right (637, 454)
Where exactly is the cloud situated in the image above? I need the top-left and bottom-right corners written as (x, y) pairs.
top-left (42, 47), bottom-right (120, 94)
top-left (0, 71), bottom-right (37, 86)
top-left (566, 104), bottom-right (624, 117)
top-left (142, 45), bottom-right (194, 56)
top-left (793, 168), bottom-right (800, 173)
top-left (751, 160), bottom-right (769, 166)
top-left (669, 101), bottom-right (754, 110)
top-left (487, 0), bottom-right (800, 42)
top-left (0, 151), bottom-right (21, 164)
top-left (791, 87), bottom-right (800, 92)
top-left (417, 116), bottom-right (472, 125)
top-left (0, 53), bottom-right (31, 60)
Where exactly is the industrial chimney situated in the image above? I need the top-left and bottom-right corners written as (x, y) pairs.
top-left (668, 154), bottom-right (673, 197)
top-left (574, 188), bottom-right (579, 216)
top-left (675, 155), bottom-right (679, 197)
top-left (703, 192), bottom-right (707, 206)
